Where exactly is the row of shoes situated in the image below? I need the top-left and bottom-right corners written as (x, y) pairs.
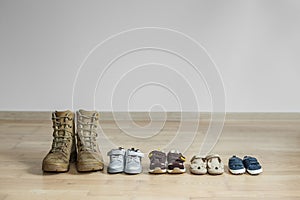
top-left (107, 149), bottom-right (263, 175)
top-left (42, 110), bottom-right (262, 176)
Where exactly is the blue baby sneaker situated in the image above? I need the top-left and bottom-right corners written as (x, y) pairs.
top-left (243, 156), bottom-right (263, 175)
top-left (228, 155), bottom-right (246, 174)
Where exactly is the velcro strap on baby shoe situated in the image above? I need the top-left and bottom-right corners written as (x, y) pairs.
top-left (107, 149), bottom-right (125, 156)
top-left (128, 150), bottom-right (144, 157)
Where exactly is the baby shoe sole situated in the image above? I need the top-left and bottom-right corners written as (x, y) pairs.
top-left (107, 167), bottom-right (124, 174)
top-left (124, 169), bottom-right (142, 174)
top-left (247, 168), bottom-right (263, 175)
top-left (167, 167), bottom-right (186, 174)
top-left (149, 167), bottom-right (167, 174)
top-left (229, 168), bottom-right (246, 175)
top-left (190, 169), bottom-right (207, 175)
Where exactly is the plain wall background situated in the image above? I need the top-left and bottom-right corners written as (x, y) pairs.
top-left (0, 0), bottom-right (299, 112)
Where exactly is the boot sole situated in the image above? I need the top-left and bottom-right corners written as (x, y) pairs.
top-left (42, 163), bottom-right (69, 172)
top-left (77, 162), bottom-right (104, 172)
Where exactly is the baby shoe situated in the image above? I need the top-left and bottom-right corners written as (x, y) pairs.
top-left (243, 156), bottom-right (263, 175)
top-left (107, 147), bottom-right (126, 173)
top-left (148, 150), bottom-right (167, 174)
top-left (228, 155), bottom-right (246, 175)
top-left (124, 148), bottom-right (144, 174)
top-left (190, 155), bottom-right (207, 175)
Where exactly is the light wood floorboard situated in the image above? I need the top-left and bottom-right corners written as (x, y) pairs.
top-left (0, 112), bottom-right (299, 199)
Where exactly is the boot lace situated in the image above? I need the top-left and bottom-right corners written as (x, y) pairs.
top-left (51, 113), bottom-right (73, 154)
top-left (77, 112), bottom-right (98, 152)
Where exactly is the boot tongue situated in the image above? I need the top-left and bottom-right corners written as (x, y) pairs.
top-left (78, 109), bottom-right (98, 117)
top-left (55, 110), bottom-right (72, 118)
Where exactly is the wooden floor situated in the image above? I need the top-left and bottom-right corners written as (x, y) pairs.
top-left (0, 112), bottom-right (300, 199)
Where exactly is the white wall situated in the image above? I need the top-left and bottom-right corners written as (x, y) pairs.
top-left (0, 0), bottom-right (299, 112)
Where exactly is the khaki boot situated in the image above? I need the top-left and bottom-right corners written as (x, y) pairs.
top-left (76, 109), bottom-right (104, 172)
top-left (42, 110), bottom-right (76, 172)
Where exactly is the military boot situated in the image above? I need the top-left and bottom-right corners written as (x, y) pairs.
top-left (76, 109), bottom-right (104, 172)
top-left (42, 110), bottom-right (76, 172)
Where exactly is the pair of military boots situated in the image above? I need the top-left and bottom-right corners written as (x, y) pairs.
top-left (42, 110), bottom-right (104, 172)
